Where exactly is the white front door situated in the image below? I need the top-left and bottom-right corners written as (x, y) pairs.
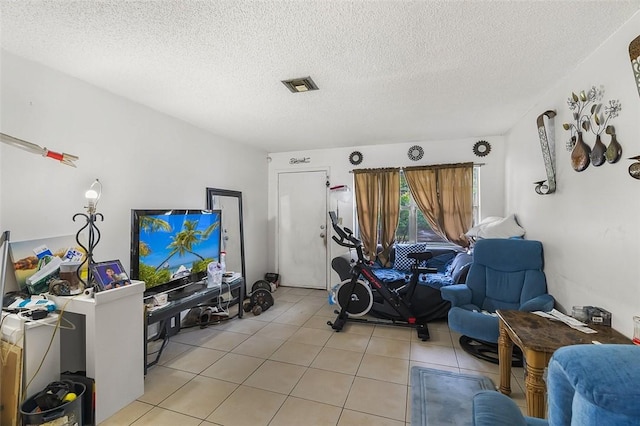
top-left (277, 170), bottom-right (328, 289)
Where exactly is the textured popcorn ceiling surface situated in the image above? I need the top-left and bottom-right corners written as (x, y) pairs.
top-left (1, 1), bottom-right (639, 152)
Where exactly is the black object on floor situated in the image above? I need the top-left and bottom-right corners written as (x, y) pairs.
top-left (459, 335), bottom-right (524, 368)
top-left (60, 371), bottom-right (96, 426)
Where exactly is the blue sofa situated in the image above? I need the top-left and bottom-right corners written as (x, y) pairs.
top-left (473, 344), bottom-right (640, 426)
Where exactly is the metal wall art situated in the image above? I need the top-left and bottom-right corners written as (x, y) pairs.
top-left (349, 151), bottom-right (363, 165)
top-left (534, 110), bottom-right (556, 195)
top-left (605, 126), bottom-right (622, 163)
top-left (0, 132), bottom-right (79, 167)
top-left (628, 156), bottom-right (640, 180)
top-left (407, 145), bottom-right (424, 161)
top-left (289, 157), bottom-right (310, 164)
top-left (630, 35), bottom-right (640, 99)
top-left (473, 140), bottom-right (491, 157)
top-left (622, 36), bottom-right (639, 181)
top-left (562, 86), bottom-right (621, 172)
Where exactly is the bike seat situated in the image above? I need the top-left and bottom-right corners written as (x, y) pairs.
top-left (407, 252), bottom-right (433, 262)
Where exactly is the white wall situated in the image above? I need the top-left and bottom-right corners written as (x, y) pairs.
top-left (504, 12), bottom-right (640, 337)
top-left (267, 136), bottom-right (506, 286)
top-left (0, 51), bottom-right (269, 290)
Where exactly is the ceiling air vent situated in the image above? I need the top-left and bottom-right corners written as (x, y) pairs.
top-left (281, 76), bottom-right (319, 93)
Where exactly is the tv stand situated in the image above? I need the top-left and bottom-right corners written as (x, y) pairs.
top-left (167, 281), bottom-right (206, 301)
top-left (144, 277), bottom-right (244, 373)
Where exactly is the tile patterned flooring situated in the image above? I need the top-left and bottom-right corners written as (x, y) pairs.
top-left (101, 287), bottom-right (529, 425)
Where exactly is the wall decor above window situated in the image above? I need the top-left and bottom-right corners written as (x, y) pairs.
top-left (407, 145), bottom-right (424, 161)
top-left (562, 86), bottom-right (621, 172)
top-left (472, 140), bottom-right (491, 157)
top-left (349, 151), bottom-right (363, 165)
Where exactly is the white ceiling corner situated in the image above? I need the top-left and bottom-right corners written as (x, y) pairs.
top-left (1, 0), bottom-right (639, 153)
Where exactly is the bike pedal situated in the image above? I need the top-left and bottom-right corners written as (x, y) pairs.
top-left (416, 325), bottom-right (430, 341)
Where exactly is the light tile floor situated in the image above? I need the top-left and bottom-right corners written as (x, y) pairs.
top-left (101, 287), bottom-right (529, 425)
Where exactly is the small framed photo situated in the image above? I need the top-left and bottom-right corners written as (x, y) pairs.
top-left (91, 260), bottom-right (131, 291)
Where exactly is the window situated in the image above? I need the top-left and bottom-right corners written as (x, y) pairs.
top-left (396, 166), bottom-right (480, 244)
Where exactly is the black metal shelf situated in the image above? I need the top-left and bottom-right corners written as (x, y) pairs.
top-left (144, 277), bottom-right (245, 373)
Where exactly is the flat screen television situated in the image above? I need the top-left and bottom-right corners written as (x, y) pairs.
top-left (130, 209), bottom-right (222, 297)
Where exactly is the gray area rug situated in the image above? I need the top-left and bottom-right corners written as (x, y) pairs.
top-left (410, 366), bottom-right (496, 425)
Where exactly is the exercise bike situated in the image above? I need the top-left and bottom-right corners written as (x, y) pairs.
top-left (327, 211), bottom-right (440, 341)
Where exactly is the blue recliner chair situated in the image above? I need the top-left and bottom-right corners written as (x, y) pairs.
top-left (473, 344), bottom-right (640, 425)
top-left (441, 238), bottom-right (554, 365)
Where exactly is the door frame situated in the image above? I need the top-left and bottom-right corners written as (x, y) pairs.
top-left (275, 167), bottom-right (331, 290)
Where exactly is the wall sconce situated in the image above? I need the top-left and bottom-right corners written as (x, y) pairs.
top-left (73, 179), bottom-right (104, 290)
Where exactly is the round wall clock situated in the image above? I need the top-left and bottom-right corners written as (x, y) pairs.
top-left (407, 145), bottom-right (424, 161)
top-left (349, 151), bottom-right (363, 165)
top-left (473, 140), bottom-right (492, 157)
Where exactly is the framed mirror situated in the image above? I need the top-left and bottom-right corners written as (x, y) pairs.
top-left (206, 188), bottom-right (246, 282)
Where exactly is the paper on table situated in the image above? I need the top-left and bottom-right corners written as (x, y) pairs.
top-left (533, 309), bottom-right (597, 334)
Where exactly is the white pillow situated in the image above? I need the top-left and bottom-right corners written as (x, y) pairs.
top-left (465, 214), bottom-right (525, 239)
top-left (478, 216), bottom-right (503, 225)
top-left (465, 216), bottom-right (501, 237)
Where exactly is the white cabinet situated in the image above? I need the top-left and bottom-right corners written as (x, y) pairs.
top-left (48, 280), bottom-right (145, 423)
top-left (1, 311), bottom-right (61, 399)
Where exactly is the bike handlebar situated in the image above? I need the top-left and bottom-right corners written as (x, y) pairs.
top-left (328, 211), bottom-right (362, 249)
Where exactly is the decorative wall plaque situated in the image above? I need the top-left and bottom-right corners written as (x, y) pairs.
top-left (630, 35), bottom-right (640, 99)
top-left (534, 110), bottom-right (556, 195)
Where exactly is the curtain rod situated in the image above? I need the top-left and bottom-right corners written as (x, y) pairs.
top-left (349, 163), bottom-right (485, 173)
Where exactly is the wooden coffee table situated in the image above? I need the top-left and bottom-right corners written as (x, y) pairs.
top-left (496, 309), bottom-right (631, 418)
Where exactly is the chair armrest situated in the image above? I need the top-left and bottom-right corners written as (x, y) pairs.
top-left (440, 284), bottom-right (472, 306)
top-left (473, 391), bottom-right (528, 426)
top-left (548, 344), bottom-right (640, 423)
top-left (519, 294), bottom-right (554, 312)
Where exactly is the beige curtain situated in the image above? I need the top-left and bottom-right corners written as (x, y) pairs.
top-left (404, 163), bottom-right (473, 247)
top-left (378, 169), bottom-right (400, 267)
top-left (353, 170), bottom-right (380, 259)
top-left (353, 168), bottom-right (400, 261)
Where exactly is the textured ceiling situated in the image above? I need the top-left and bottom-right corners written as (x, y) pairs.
top-left (1, 1), bottom-right (639, 153)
